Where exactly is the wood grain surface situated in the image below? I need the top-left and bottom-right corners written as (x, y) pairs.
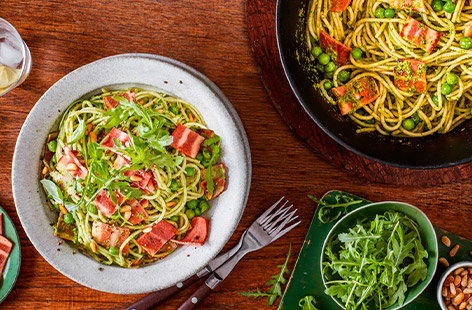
top-left (246, 0), bottom-right (472, 186)
top-left (0, 0), bottom-right (471, 309)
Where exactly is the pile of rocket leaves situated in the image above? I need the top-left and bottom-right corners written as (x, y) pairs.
top-left (323, 211), bottom-right (429, 310)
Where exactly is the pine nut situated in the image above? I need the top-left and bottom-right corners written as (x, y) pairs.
top-left (461, 301), bottom-right (468, 310)
top-left (444, 287), bottom-right (449, 297)
top-left (456, 268), bottom-right (466, 275)
top-left (120, 205), bottom-right (131, 213)
top-left (124, 211), bottom-right (131, 220)
top-left (143, 226), bottom-right (152, 233)
top-left (464, 289), bottom-right (472, 294)
top-left (450, 305), bottom-right (457, 310)
top-left (440, 257), bottom-right (450, 267)
top-left (450, 244), bottom-right (461, 257)
top-left (90, 241), bottom-right (97, 253)
top-left (166, 201), bottom-right (176, 207)
top-left (59, 204), bottom-right (68, 215)
top-left (452, 283), bottom-right (458, 296)
top-left (456, 275), bottom-right (462, 286)
top-left (130, 175), bottom-right (143, 182)
top-left (442, 235), bottom-right (452, 247)
top-left (455, 293), bottom-right (465, 305)
top-left (66, 163), bottom-right (78, 172)
top-left (42, 166), bottom-right (48, 175)
top-left (463, 276), bottom-right (469, 288)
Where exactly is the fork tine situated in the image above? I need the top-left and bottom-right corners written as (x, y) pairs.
top-left (266, 209), bottom-right (297, 233)
top-left (260, 204), bottom-right (292, 228)
top-left (263, 206), bottom-right (295, 231)
top-left (256, 197), bottom-right (287, 224)
top-left (272, 221), bottom-right (301, 241)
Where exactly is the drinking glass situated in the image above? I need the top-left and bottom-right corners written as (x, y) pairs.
top-left (0, 18), bottom-right (32, 97)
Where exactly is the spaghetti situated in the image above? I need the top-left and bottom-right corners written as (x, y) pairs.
top-left (40, 88), bottom-right (225, 267)
top-left (306, 0), bottom-right (472, 137)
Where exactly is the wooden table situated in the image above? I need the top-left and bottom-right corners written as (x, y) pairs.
top-left (2, 1), bottom-right (472, 309)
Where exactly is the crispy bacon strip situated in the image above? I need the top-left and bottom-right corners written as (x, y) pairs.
top-left (319, 31), bottom-right (352, 65)
top-left (171, 124), bottom-right (204, 158)
top-left (400, 17), bottom-right (440, 53)
top-left (332, 77), bottom-right (380, 115)
top-left (103, 90), bottom-right (135, 110)
top-left (394, 59), bottom-right (427, 93)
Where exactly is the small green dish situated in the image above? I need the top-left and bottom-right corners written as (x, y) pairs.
top-left (0, 206), bottom-right (21, 303)
top-left (320, 201), bottom-right (438, 310)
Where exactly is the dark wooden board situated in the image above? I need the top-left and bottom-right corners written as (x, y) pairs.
top-left (245, 0), bottom-right (472, 185)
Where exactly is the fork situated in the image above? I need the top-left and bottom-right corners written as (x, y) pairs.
top-left (177, 197), bottom-right (300, 310)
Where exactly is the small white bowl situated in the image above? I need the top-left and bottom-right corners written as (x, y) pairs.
top-left (437, 261), bottom-right (472, 310)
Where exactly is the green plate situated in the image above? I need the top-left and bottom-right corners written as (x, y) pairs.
top-left (279, 191), bottom-right (472, 310)
top-left (0, 207), bottom-right (21, 303)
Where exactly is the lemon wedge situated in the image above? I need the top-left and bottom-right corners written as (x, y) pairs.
top-left (0, 65), bottom-right (20, 89)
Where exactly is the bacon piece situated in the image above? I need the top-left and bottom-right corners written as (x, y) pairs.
top-left (332, 77), bottom-right (380, 115)
top-left (464, 23), bottom-right (472, 37)
top-left (137, 221), bottom-right (178, 256)
top-left (171, 124), bottom-right (205, 159)
top-left (128, 199), bottom-right (149, 225)
top-left (388, 0), bottom-right (426, 12)
top-left (394, 59), bottom-right (427, 93)
top-left (319, 31), bottom-right (352, 65)
top-left (103, 90), bottom-right (135, 110)
top-left (94, 190), bottom-right (123, 218)
top-left (172, 217), bottom-right (209, 246)
top-left (400, 17), bottom-right (440, 53)
top-left (113, 155), bottom-right (130, 169)
top-left (54, 213), bottom-right (75, 241)
top-left (200, 163), bottom-right (227, 200)
top-left (0, 235), bottom-right (12, 275)
top-left (101, 128), bottom-right (131, 149)
top-left (124, 170), bottom-right (156, 193)
top-left (92, 221), bottom-right (130, 253)
top-left (330, 0), bottom-right (351, 11)
top-left (56, 146), bottom-right (88, 179)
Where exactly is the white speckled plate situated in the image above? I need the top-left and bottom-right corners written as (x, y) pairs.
top-left (11, 54), bottom-right (251, 294)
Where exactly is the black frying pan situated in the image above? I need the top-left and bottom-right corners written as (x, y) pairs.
top-left (276, 0), bottom-right (472, 169)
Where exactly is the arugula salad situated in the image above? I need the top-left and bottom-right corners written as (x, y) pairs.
top-left (40, 88), bottom-right (227, 267)
top-left (323, 211), bottom-right (429, 309)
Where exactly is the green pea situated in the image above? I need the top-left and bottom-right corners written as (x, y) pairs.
top-left (374, 7), bottom-right (385, 18)
top-left (63, 212), bottom-right (74, 224)
top-left (325, 71), bottom-right (334, 79)
top-left (338, 70), bottom-right (351, 83)
top-left (323, 81), bottom-right (333, 90)
top-left (88, 204), bottom-right (98, 215)
top-left (311, 46), bottom-right (323, 57)
top-left (316, 64), bottom-right (325, 73)
top-left (196, 152), bottom-right (203, 161)
top-left (384, 8), bottom-right (395, 18)
top-left (432, 0), bottom-right (444, 11)
top-left (194, 207), bottom-right (202, 216)
top-left (460, 37), bottom-right (472, 50)
top-left (411, 112), bottom-right (421, 124)
top-left (185, 167), bottom-right (196, 176)
top-left (441, 83), bottom-right (453, 95)
top-left (318, 53), bottom-right (331, 65)
top-left (109, 246), bottom-right (119, 255)
top-left (169, 105), bottom-right (179, 115)
top-left (432, 94), bottom-right (445, 105)
top-left (170, 215), bottom-right (179, 222)
top-left (47, 140), bottom-right (57, 152)
top-left (402, 118), bottom-right (416, 130)
top-left (199, 200), bottom-right (210, 213)
top-left (446, 73), bottom-right (459, 85)
top-left (185, 209), bottom-right (195, 220)
top-left (443, 1), bottom-right (456, 13)
top-left (351, 48), bottom-right (363, 60)
top-left (169, 179), bottom-right (179, 191)
top-left (325, 62), bottom-right (336, 72)
top-left (186, 200), bottom-right (198, 209)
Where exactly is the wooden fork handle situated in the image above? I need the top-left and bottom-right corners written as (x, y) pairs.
top-left (176, 282), bottom-right (213, 310)
top-left (125, 274), bottom-right (200, 310)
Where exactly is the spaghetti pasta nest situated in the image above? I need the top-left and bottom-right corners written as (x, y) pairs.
top-left (40, 88), bottom-right (224, 267)
top-left (307, 0), bottom-right (472, 137)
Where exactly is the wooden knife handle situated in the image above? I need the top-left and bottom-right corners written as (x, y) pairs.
top-left (125, 274), bottom-right (200, 310)
top-left (176, 283), bottom-right (213, 310)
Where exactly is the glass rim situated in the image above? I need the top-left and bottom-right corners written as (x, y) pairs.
top-left (0, 17), bottom-right (28, 96)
